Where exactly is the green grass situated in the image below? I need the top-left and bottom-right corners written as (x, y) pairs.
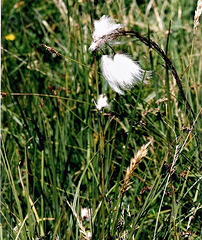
top-left (1, 0), bottom-right (201, 239)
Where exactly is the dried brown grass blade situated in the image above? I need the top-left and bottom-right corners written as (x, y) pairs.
top-left (119, 141), bottom-right (151, 196)
top-left (66, 199), bottom-right (90, 240)
top-left (194, 0), bottom-right (202, 34)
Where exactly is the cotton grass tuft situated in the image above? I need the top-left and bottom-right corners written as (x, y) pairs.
top-left (101, 54), bottom-right (150, 95)
top-left (89, 15), bottom-right (124, 51)
top-left (95, 94), bottom-right (109, 111)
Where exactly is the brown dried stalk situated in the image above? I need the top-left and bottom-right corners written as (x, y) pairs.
top-left (120, 30), bottom-right (195, 119)
top-left (120, 141), bottom-right (151, 196)
top-left (66, 199), bottom-right (90, 240)
top-left (194, 0), bottom-right (202, 34)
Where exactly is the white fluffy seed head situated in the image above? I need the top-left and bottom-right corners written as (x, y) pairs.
top-left (92, 15), bottom-right (123, 41)
top-left (95, 94), bottom-right (109, 111)
top-left (101, 54), bottom-right (150, 95)
top-left (89, 15), bottom-right (123, 51)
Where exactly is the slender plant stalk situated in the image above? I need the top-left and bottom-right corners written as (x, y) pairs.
top-left (111, 74), bottom-right (145, 238)
top-left (120, 30), bottom-right (194, 118)
top-left (18, 161), bottom-right (45, 237)
top-left (0, 137), bottom-right (2, 240)
top-left (25, 144), bottom-right (31, 239)
top-left (114, 74), bottom-right (145, 199)
top-left (1, 139), bottom-right (27, 239)
top-left (148, 26), bottom-right (158, 99)
top-left (153, 109), bottom-right (201, 239)
top-left (165, 21), bottom-right (172, 130)
top-left (165, 21), bottom-right (178, 239)
top-left (98, 112), bottom-right (105, 239)
top-left (41, 150), bottom-right (44, 237)
top-left (119, 30), bottom-right (201, 160)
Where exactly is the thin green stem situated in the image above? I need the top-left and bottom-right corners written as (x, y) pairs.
top-left (0, 137), bottom-right (2, 240)
top-left (112, 74), bottom-right (145, 238)
top-left (114, 74), bottom-right (145, 199)
top-left (98, 112), bottom-right (105, 239)
top-left (164, 21), bottom-right (177, 238)
top-left (41, 150), bottom-right (44, 237)
top-left (165, 21), bottom-right (172, 123)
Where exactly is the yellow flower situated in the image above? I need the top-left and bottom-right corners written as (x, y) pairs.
top-left (5, 34), bottom-right (15, 41)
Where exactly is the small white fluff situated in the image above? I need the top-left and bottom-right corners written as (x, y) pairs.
top-left (81, 207), bottom-right (91, 221)
top-left (89, 15), bottom-right (123, 51)
top-left (95, 94), bottom-right (109, 111)
top-left (101, 54), bottom-right (150, 95)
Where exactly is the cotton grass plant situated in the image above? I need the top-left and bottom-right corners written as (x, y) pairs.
top-left (89, 15), bottom-right (124, 51)
top-left (94, 94), bottom-right (109, 111)
top-left (1, 1), bottom-right (201, 240)
top-left (101, 54), bottom-right (150, 95)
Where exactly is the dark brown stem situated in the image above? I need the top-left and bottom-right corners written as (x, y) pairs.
top-left (121, 30), bottom-right (194, 118)
top-left (105, 42), bottom-right (116, 55)
top-left (118, 30), bottom-right (201, 160)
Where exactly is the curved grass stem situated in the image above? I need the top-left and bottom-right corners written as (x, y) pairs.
top-left (119, 30), bottom-right (201, 160)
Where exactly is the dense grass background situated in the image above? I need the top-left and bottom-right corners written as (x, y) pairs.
top-left (1, 0), bottom-right (201, 239)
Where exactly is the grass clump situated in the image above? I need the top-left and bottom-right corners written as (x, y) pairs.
top-left (1, 0), bottom-right (201, 239)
